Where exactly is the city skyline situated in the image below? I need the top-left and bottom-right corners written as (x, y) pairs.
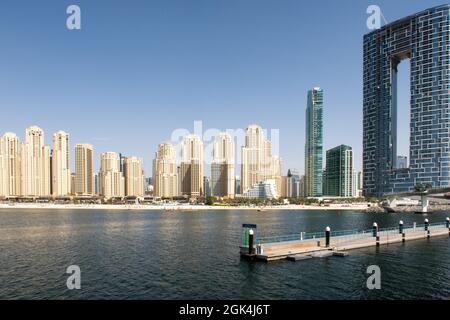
top-left (1, 0), bottom-right (444, 177)
top-left (3, 122), bottom-right (362, 199)
top-left (2, 1), bottom-right (450, 306)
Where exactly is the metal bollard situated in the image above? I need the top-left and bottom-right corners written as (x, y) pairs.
top-left (257, 243), bottom-right (263, 255)
top-left (447, 217), bottom-right (450, 236)
top-left (373, 222), bottom-right (380, 246)
top-left (424, 219), bottom-right (430, 238)
top-left (325, 227), bottom-right (331, 247)
top-left (248, 229), bottom-right (254, 255)
top-left (399, 220), bottom-right (405, 242)
top-left (372, 222), bottom-right (378, 237)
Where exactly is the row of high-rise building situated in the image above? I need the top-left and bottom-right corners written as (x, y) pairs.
top-left (1, 116), bottom-right (361, 201)
top-left (1, 106), bottom-right (362, 201)
top-left (0, 124), bottom-right (286, 201)
top-left (152, 124), bottom-right (283, 199)
top-left (0, 126), bottom-right (144, 199)
top-left (0, 126), bottom-right (57, 198)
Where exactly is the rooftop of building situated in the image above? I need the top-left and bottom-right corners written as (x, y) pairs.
top-left (364, 4), bottom-right (450, 37)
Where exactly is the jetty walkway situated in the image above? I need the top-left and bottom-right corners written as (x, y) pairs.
top-left (240, 218), bottom-right (450, 262)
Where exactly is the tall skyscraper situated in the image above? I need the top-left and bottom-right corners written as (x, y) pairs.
top-left (144, 177), bottom-right (152, 194)
top-left (322, 169), bottom-right (327, 197)
top-left (210, 132), bottom-right (235, 198)
top-left (153, 143), bottom-right (178, 198)
top-left (21, 126), bottom-right (51, 197)
top-left (363, 5), bottom-right (450, 196)
top-left (305, 87), bottom-right (323, 197)
top-left (235, 176), bottom-right (241, 195)
top-left (203, 176), bottom-right (211, 197)
top-left (94, 173), bottom-right (99, 195)
top-left (0, 132), bottom-right (21, 197)
top-left (280, 170), bottom-right (294, 198)
top-left (357, 171), bottom-right (363, 197)
top-left (324, 145), bottom-right (355, 197)
top-left (124, 156), bottom-right (144, 197)
top-left (42, 145), bottom-right (51, 196)
top-left (299, 175), bottom-right (306, 198)
top-left (357, 171), bottom-right (363, 191)
top-left (180, 134), bottom-right (204, 197)
top-left (99, 152), bottom-right (124, 199)
top-left (52, 131), bottom-right (70, 197)
top-left (74, 143), bottom-right (94, 195)
top-left (284, 169), bottom-right (300, 198)
top-left (241, 124), bottom-right (277, 194)
top-left (70, 173), bottom-right (75, 195)
top-left (119, 153), bottom-right (126, 173)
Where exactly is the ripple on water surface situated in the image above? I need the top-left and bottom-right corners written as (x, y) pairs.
top-left (0, 209), bottom-right (449, 299)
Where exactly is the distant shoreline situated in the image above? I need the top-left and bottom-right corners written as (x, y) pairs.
top-left (0, 203), bottom-right (374, 211)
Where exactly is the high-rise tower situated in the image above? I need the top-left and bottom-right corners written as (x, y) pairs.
top-left (211, 132), bottom-right (235, 198)
top-left (74, 143), bottom-right (94, 195)
top-left (305, 88), bottom-right (323, 197)
top-left (99, 152), bottom-right (124, 199)
top-left (153, 143), bottom-right (179, 198)
top-left (241, 124), bottom-right (277, 194)
top-left (21, 126), bottom-right (51, 197)
top-left (124, 156), bottom-right (144, 197)
top-left (363, 5), bottom-right (450, 196)
top-left (52, 131), bottom-right (70, 196)
top-left (180, 134), bottom-right (204, 197)
top-left (0, 132), bottom-right (21, 197)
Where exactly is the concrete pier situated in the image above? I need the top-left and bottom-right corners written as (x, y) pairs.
top-left (240, 222), bottom-right (449, 262)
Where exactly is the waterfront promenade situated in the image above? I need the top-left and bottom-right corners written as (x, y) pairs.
top-left (0, 203), bottom-right (373, 211)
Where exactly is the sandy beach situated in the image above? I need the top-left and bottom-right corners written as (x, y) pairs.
top-left (0, 203), bottom-right (374, 211)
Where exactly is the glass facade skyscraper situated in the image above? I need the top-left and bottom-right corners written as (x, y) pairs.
top-left (305, 87), bottom-right (323, 197)
top-left (325, 145), bottom-right (354, 197)
top-left (363, 5), bottom-right (450, 196)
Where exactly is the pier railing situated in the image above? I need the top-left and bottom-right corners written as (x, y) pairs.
top-left (258, 222), bottom-right (447, 245)
top-left (259, 229), bottom-right (365, 244)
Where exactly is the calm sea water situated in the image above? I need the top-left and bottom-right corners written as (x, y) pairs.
top-left (0, 209), bottom-right (449, 300)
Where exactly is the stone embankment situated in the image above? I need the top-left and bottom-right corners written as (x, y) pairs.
top-left (388, 204), bottom-right (450, 213)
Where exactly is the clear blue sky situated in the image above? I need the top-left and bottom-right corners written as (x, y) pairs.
top-left (0, 0), bottom-right (444, 176)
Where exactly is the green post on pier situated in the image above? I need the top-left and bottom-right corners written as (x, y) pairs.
top-left (242, 224), bottom-right (258, 254)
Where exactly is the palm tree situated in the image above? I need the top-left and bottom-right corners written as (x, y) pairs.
top-left (414, 183), bottom-right (432, 193)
